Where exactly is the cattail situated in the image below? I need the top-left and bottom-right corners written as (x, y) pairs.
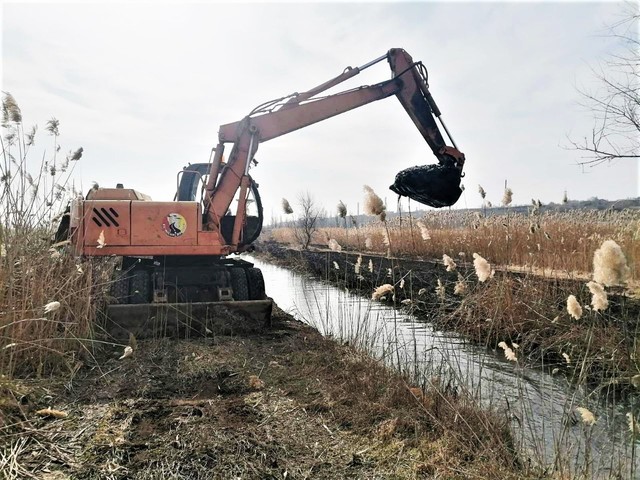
top-left (399, 278), bottom-right (405, 289)
top-left (328, 239), bottom-right (342, 252)
top-left (478, 185), bottom-right (486, 199)
top-left (44, 301), bottom-right (61, 313)
top-left (435, 279), bottom-right (445, 300)
top-left (2, 93), bottom-right (22, 123)
top-left (372, 284), bottom-right (394, 301)
top-left (281, 198), bottom-right (293, 214)
top-left (575, 407), bottom-right (596, 426)
top-left (442, 254), bottom-right (456, 272)
top-left (365, 237), bottom-right (373, 249)
top-left (354, 255), bottom-right (362, 274)
top-left (333, 261), bottom-right (340, 270)
top-left (472, 253), bottom-right (492, 282)
top-left (593, 239), bottom-right (630, 286)
top-left (502, 187), bottom-right (513, 206)
top-left (337, 201), bottom-right (347, 218)
top-left (368, 259), bottom-right (374, 273)
top-left (363, 185), bottom-right (385, 218)
top-left (454, 275), bottom-right (466, 295)
top-left (416, 219), bottom-right (431, 240)
top-left (562, 353), bottom-right (571, 364)
top-left (97, 230), bottom-right (106, 248)
top-left (586, 281), bottom-right (608, 311)
top-left (562, 190), bottom-right (568, 204)
top-left (566, 295), bottom-right (583, 320)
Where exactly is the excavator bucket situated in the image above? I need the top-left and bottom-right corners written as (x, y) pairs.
top-left (389, 163), bottom-right (463, 208)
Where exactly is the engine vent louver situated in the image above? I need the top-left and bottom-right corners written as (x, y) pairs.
top-left (91, 207), bottom-right (120, 227)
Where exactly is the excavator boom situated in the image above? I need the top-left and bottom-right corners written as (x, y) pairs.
top-left (205, 48), bottom-right (465, 245)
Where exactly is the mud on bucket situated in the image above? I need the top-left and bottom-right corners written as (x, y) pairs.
top-left (389, 164), bottom-right (463, 208)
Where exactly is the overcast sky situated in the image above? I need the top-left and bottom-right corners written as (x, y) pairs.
top-left (3, 1), bottom-right (639, 221)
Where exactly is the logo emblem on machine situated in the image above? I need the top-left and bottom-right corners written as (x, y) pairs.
top-left (162, 213), bottom-right (187, 237)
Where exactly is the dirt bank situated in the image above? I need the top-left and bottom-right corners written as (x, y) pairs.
top-left (255, 241), bottom-right (640, 397)
top-left (0, 306), bottom-right (533, 479)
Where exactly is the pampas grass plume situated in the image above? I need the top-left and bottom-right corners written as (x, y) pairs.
top-left (443, 254), bottom-right (456, 272)
top-left (498, 342), bottom-right (517, 362)
top-left (44, 301), bottom-right (61, 313)
top-left (576, 407), bottom-right (596, 426)
top-left (337, 201), bottom-right (347, 218)
top-left (586, 281), bottom-right (608, 312)
top-left (502, 187), bottom-right (513, 206)
top-left (435, 279), bottom-right (445, 300)
top-left (328, 239), bottom-right (342, 252)
top-left (566, 295), bottom-right (583, 320)
top-left (363, 185), bottom-right (385, 216)
top-left (593, 239), bottom-right (630, 286)
top-left (372, 284), bottom-right (394, 301)
top-left (416, 219), bottom-right (431, 240)
top-left (281, 198), bottom-right (293, 214)
top-left (472, 253), bottom-right (491, 282)
top-left (354, 255), bottom-right (362, 274)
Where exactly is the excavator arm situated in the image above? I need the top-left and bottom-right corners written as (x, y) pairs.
top-left (204, 48), bottom-right (466, 247)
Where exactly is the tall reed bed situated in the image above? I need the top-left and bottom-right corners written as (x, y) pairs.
top-left (269, 207), bottom-right (640, 284)
top-left (0, 94), bottom-right (110, 378)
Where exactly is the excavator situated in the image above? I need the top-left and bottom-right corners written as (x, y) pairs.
top-left (63, 48), bottom-right (466, 335)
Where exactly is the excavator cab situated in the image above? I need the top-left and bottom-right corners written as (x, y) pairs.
top-left (176, 163), bottom-right (264, 246)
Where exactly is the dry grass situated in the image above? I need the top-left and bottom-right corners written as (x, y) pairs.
top-left (269, 208), bottom-right (639, 286)
top-left (0, 310), bottom-right (536, 479)
top-left (0, 93), bottom-right (113, 378)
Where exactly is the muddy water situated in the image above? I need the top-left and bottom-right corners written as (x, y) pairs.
top-left (248, 255), bottom-right (639, 479)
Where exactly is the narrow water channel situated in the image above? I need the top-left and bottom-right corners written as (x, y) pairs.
top-left (248, 255), bottom-right (639, 479)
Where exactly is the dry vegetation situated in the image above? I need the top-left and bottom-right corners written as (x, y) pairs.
top-left (270, 207), bottom-right (639, 287)
top-left (1, 309), bottom-right (537, 479)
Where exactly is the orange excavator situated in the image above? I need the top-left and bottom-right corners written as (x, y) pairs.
top-left (62, 48), bottom-right (465, 331)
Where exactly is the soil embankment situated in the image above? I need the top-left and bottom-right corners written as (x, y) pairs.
top-left (1, 307), bottom-right (529, 479)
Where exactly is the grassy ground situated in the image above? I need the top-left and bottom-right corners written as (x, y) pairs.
top-left (0, 307), bottom-right (535, 480)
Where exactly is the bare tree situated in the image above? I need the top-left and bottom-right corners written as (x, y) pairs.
top-left (293, 192), bottom-right (321, 250)
top-left (571, 5), bottom-right (639, 165)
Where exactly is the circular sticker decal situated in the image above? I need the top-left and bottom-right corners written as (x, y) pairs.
top-left (162, 213), bottom-right (187, 237)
